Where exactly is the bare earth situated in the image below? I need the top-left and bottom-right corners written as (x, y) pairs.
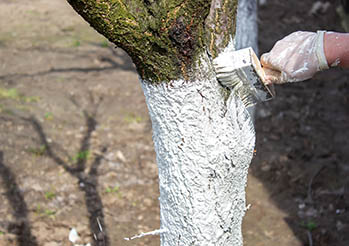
top-left (0, 0), bottom-right (348, 246)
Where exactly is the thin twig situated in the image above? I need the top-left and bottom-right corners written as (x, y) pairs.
top-left (124, 228), bottom-right (167, 241)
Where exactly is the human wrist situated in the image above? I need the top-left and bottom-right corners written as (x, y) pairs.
top-left (315, 31), bottom-right (329, 71)
top-left (324, 32), bottom-right (349, 68)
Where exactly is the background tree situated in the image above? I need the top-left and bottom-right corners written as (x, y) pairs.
top-left (67, 0), bottom-right (256, 245)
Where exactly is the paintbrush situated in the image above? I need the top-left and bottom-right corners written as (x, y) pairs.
top-left (213, 47), bottom-right (275, 108)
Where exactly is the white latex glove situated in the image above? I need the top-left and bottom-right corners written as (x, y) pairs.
top-left (261, 31), bottom-right (329, 84)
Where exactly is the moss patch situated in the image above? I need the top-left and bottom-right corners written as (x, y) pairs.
top-left (67, 0), bottom-right (213, 82)
top-left (67, 0), bottom-right (239, 82)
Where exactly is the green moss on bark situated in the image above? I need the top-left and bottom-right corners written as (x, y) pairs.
top-left (67, 0), bottom-right (212, 82)
top-left (67, 0), bottom-right (238, 82)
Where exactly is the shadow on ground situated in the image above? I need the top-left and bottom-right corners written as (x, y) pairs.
top-left (0, 151), bottom-right (38, 246)
top-left (0, 46), bottom-right (135, 82)
top-left (0, 94), bottom-right (110, 246)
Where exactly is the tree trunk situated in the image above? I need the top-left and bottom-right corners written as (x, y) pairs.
top-left (235, 0), bottom-right (258, 54)
top-left (235, 0), bottom-right (258, 119)
top-left (141, 52), bottom-right (255, 245)
top-left (67, 0), bottom-right (256, 245)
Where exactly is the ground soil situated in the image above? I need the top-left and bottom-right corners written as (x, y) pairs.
top-left (0, 0), bottom-right (348, 246)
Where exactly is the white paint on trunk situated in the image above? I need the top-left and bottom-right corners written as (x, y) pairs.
top-left (140, 53), bottom-right (255, 245)
top-left (235, 0), bottom-right (258, 54)
top-left (235, 0), bottom-right (259, 120)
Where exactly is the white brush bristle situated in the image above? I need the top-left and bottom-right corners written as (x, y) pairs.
top-left (213, 47), bottom-right (275, 108)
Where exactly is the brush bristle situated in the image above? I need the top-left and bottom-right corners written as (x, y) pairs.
top-left (217, 70), bottom-right (243, 89)
top-left (215, 63), bottom-right (258, 107)
top-left (213, 47), bottom-right (275, 108)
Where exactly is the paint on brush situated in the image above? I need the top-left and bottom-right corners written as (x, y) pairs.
top-left (214, 47), bottom-right (275, 108)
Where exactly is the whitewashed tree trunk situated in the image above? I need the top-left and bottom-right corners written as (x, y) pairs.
top-left (236, 0), bottom-right (258, 119)
top-left (141, 52), bottom-right (255, 245)
top-left (139, 1), bottom-right (258, 244)
top-left (235, 0), bottom-right (259, 54)
top-left (67, 0), bottom-right (259, 245)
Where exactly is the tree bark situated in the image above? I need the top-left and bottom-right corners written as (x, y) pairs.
top-left (235, 0), bottom-right (258, 54)
top-left (67, 0), bottom-right (256, 245)
top-left (141, 53), bottom-right (255, 245)
top-left (67, 0), bottom-right (213, 81)
top-left (235, 0), bottom-right (258, 118)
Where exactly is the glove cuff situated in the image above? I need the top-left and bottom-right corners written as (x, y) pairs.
top-left (316, 30), bottom-right (329, 71)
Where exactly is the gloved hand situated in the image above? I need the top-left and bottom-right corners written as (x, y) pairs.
top-left (261, 31), bottom-right (329, 84)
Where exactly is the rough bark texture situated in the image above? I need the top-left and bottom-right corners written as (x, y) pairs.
top-left (141, 53), bottom-right (254, 245)
top-left (67, 0), bottom-right (212, 82)
top-left (66, 0), bottom-right (238, 82)
top-left (205, 0), bottom-right (238, 58)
